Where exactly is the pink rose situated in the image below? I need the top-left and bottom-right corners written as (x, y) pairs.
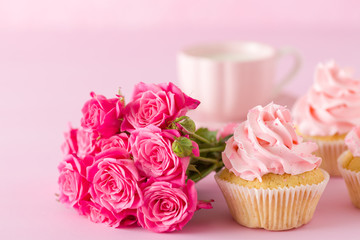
top-left (58, 154), bottom-right (92, 209)
top-left (96, 133), bottom-right (130, 152)
top-left (129, 125), bottom-right (189, 185)
top-left (137, 180), bottom-right (197, 233)
top-left (78, 200), bottom-right (137, 228)
top-left (87, 148), bottom-right (143, 214)
top-left (77, 128), bottom-right (98, 159)
top-left (81, 92), bottom-right (124, 137)
top-left (61, 126), bottom-right (78, 155)
top-left (121, 82), bottom-right (200, 132)
top-left (61, 127), bottom-right (99, 159)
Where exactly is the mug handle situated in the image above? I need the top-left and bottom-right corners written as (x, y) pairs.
top-left (272, 47), bottom-right (302, 97)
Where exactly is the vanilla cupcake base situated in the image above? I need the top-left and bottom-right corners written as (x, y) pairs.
top-left (338, 151), bottom-right (360, 208)
top-left (215, 169), bottom-right (329, 231)
top-left (303, 137), bottom-right (346, 177)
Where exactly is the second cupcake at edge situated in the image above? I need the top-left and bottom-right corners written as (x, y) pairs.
top-left (292, 61), bottom-right (360, 176)
top-left (215, 102), bottom-right (329, 231)
top-left (338, 126), bottom-right (360, 208)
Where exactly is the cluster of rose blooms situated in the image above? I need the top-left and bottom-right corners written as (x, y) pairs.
top-left (58, 82), bottom-right (214, 233)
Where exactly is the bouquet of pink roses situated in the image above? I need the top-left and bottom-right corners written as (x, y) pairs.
top-left (58, 82), bottom-right (229, 233)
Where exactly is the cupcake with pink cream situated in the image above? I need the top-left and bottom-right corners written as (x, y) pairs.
top-left (338, 126), bottom-right (360, 208)
top-left (292, 61), bottom-right (360, 176)
top-left (215, 103), bottom-right (329, 230)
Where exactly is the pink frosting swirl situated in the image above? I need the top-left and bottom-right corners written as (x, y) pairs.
top-left (293, 61), bottom-right (360, 136)
top-left (345, 126), bottom-right (360, 157)
top-left (223, 103), bottom-right (321, 181)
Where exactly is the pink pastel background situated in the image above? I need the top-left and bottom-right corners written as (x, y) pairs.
top-left (1, 1), bottom-right (360, 239)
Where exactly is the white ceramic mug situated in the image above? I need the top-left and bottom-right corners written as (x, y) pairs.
top-left (177, 41), bottom-right (301, 121)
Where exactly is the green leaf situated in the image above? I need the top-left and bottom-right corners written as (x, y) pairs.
top-left (187, 164), bottom-right (201, 175)
top-left (194, 128), bottom-right (217, 143)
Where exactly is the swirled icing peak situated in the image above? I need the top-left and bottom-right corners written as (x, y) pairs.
top-left (293, 61), bottom-right (360, 136)
top-left (222, 103), bottom-right (321, 181)
top-left (345, 126), bottom-right (360, 157)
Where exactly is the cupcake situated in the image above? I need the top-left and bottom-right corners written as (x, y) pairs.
top-left (338, 126), bottom-right (360, 208)
top-left (292, 61), bottom-right (360, 176)
top-left (215, 103), bottom-right (329, 231)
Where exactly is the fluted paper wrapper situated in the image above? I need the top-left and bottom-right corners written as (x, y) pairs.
top-left (338, 151), bottom-right (360, 208)
top-left (215, 170), bottom-right (329, 231)
top-left (303, 137), bottom-right (346, 177)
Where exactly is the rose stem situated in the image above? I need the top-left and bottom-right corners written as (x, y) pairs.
top-left (190, 132), bottom-right (215, 146)
top-left (191, 156), bottom-right (218, 164)
top-left (199, 145), bottom-right (225, 153)
top-left (192, 162), bottom-right (223, 183)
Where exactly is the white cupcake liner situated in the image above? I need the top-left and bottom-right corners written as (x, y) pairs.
top-left (214, 169), bottom-right (329, 231)
top-left (303, 137), bottom-right (346, 177)
top-left (338, 151), bottom-right (360, 208)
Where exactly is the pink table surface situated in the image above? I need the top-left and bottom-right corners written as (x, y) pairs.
top-left (1, 28), bottom-right (360, 239)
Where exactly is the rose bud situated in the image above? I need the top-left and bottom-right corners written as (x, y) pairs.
top-left (172, 137), bottom-right (194, 158)
top-left (177, 116), bottom-right (196, 134)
